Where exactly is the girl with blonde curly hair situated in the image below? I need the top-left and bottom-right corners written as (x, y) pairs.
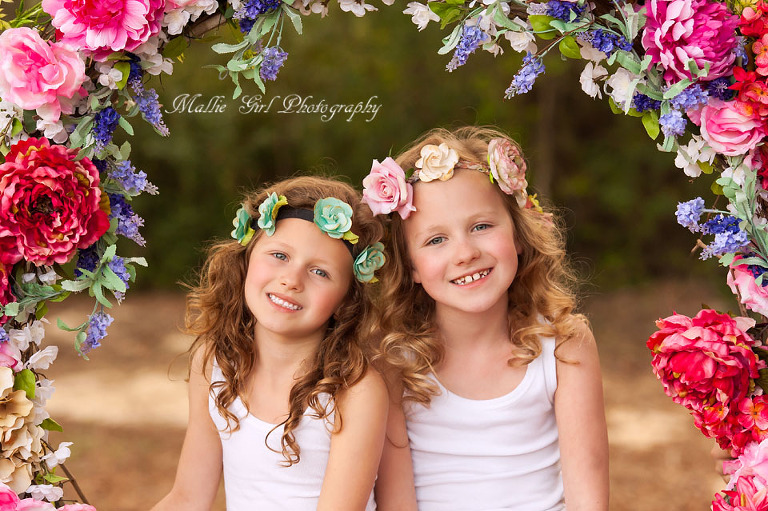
top-left (362, 127), bottom-right (609, 510)
top-left (152, 175), bottom-right (388, 511)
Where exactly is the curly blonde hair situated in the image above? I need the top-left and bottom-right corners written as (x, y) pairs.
top-left (185, 175), bottom-right (384, 464)
top-left (375, 126), bottom-right (587, 407)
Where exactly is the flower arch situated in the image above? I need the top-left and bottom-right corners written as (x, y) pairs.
top-left (1, 0), bottom-right (767, 507)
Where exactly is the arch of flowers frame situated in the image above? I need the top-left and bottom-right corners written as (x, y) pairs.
top-left (1, 0), bottom-right (768, 508)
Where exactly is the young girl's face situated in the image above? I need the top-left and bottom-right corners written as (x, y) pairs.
top-left (403, 170), bottom-right (522, 318)
top-left (245, 218), bottom-right (353, 342)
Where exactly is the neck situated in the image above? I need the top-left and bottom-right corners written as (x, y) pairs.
top-left (434, 297), bottom-right (510, 351)
top-left (253, 326), bottom-right (323, 380)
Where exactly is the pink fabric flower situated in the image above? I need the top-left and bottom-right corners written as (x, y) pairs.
top-left (487, 137), bottom-right (528, 207)
top-left (725, 438), bottom-right (768, 492)
top-left (642, 0), bottom-right (738, 83)
top-left (713, 474), bottom-right (768, 510)
top-left (59, 505), bottom-right (97, 511)
top-left (361, 157), bottom-right (415, 219)
top-left (0, 137), bottom-right (110, 266)
top-left (0, 263), bottom-right (15, 327)
top-left (0, 28), bottom-right (86, 122)
top-left (42, 0), bottom-right (165, 61)
top-left (696, 99), bottom-right (767, 156)
top-left (756, 35), bottom-right (768, 76)
top-left (0, 482), bottom-right (19, 511)
top-left (728, 256), bottom-right (768, 317)
top-left (16, 499), bottom-right (54, 511)
top-left (647, 309), bottom-right (763, 413)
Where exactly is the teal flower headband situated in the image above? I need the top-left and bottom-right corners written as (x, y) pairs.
top-left (231, 192), bottom-right (386, 283)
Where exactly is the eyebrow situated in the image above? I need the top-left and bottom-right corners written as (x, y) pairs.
top-left (260, 240), bottom-right (344, 268)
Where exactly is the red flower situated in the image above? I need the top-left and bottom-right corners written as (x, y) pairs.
top-left (0, 137), bottom-right (110, 266)
top-left (0, 263), bottom-right (14, 326)
top-left (741, 1), bottom-right (768, 38)
top-left (731, 67), bottom-right (768, 118)
top-left (648, 310), bottom-right (763, 413)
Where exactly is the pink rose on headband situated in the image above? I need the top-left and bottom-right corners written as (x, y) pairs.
top-left (362, 158), bottom-right (416, 219)
top-left (415, 143), bottom-right (459, 182)
top-left (0, 28), bottom-right (86, 122)
top-left (694, 99), bottom-right (766, 156)
top-left (487, 138), bottom-right (528, 206)
top-left (728, 256), bottom-right (768, 317)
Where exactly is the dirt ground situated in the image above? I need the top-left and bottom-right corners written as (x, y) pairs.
top-left (41, 280), bottom-right (730, 510)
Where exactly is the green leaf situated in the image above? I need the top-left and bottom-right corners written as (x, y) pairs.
top-left (711, 180), bottom-right (724, 195)
top-left (75, 331), bottom-right (88, 357)
top-left (10, 118), bottom-right (23, 137)
top-left (529, 15), bottom-right (557, 39)
top-left (101, 244), bottom-right (117, 263)
top-left (211, 40), bottom-right (249, 54)
top-left (558, 36), bottom-right (581, 59)
top-left (641, 110), bottom-right (660, 140)
top-left (608, 97), bottom-right (622, 115)
top-left (438, 22), bottom-right (463, 55)
top-left (428, 3), bottom-right (464, 28)
top-left (91, 282), bottom-right (113, 308)
top-left (663, 78), bottom-right (693, 99)
top-left (163, 36), bottom-right (189, 60)
top-left (42, 472), bottom-right (68, 484)
top-left (282, 4), bottom-right (302, 34)
top-left (2, 302), bottom-right (19, 317)
top-left (35, 301), bottom-right (48, 320)
top-left (13, 369), bottom-right (35, 400)
top-left (119, 140), bottom-right (132, 160)
top-left (102, 267), bottom-right (127, 293)
top-left (699, 161), bottom-right (714, 174)
top-left (57, 317), bottom-right (88, 332)
top-left (60, 279), bottom-right (90, 292)
top-left (118, 116), bottom-right (134, 136)
top-left (40, 418), bottom-right (63, 432)
top-left (114, 61), bottom-right (131, 90)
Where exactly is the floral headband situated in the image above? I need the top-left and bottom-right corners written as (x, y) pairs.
top-left (231, 193), bottom-right (386, 283)
top-left (361, 138), bottom-right (542, 220)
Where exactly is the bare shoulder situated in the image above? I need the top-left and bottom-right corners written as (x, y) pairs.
top-left (556, 316), bottom-right (598, 363)
top-left (189, 343), bottom-right (214, 385)
top-left (336, 367), bottom-right (388, 415)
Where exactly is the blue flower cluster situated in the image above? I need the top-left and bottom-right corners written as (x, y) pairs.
top-left (706, 77), bottom-right (735, 101)
top-left (632, 93), bottom-right (661, 112)
top-left (234, 0), bottom-right (281, 33)
top-left (129, 68), bottom-right (169, 137)
top-left (92, 107), bottom-right (121, 150)
top-left (109, 160), bottom-right (154, 195)
top-left (700, 215), bottom-right (750, 260)
top-left (260, 47), bottom-right (289, 81)
top-left (75, 244), bottom-right (101, 278)
top-left (659, 111), bottom-right (687, 138)
top-left (505, 53), bottom-right (545, 98)
top-left (669, 84), bottom-right (708, 111)
top-left (108, 256), bottom-right (131, 301)
top-left (447, 24), bottom-right (489, 72)
top-left (82, 311), bottom-right (114, 354)
top-left (676, 197), bottom-right (706, 232)
top-left (588, 29), bottom-right (632, 58)
top-left (547, 0), bottom-right (586, 21)
top-left (109, 193), bottom-right (146, 246)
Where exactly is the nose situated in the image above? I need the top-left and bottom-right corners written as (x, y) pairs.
top-left (453, 237), bottom-right (480, 265)
top-left (279, 265), bottom-right (304, 292)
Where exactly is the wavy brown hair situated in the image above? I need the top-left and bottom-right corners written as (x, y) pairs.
top-left (375, 126), bottom-right (587, 407)
top-left (185, 175), bottom-right (384, 465)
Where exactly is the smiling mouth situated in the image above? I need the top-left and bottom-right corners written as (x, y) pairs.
top-left (451, 269), bottom-right (491, 286)
top-left (267, 293), bottom-right (302, 311)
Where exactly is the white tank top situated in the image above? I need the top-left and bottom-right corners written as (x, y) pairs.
top-left (209, 362), bottom-right (376, 511)
top-left (406, 336), bottom-right (564, 511)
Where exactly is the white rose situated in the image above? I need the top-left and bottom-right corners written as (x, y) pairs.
top-left (579, 62), bottom-right (608, 99)
top-left (404, 2), bottom-right (440, 31)
top-left (605, 68), bottom-right (642, 109)
top-left (416, 143), bottom-right (460, 182)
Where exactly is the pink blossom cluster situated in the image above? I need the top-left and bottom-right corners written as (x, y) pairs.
top-left (714, 439), bottom-right (768, 509)
top-left (647, 309), bottom-right (768, 454)
top-left (0, 482), bottom-right (96, 511)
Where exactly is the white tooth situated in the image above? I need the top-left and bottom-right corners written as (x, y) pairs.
top-left (472, 273), bottom-right (481, 281)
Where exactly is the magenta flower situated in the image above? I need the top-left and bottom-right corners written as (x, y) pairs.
top-left (42, 0), bottom-right (166, 60)
top-left (642, 0), bottom-right (739, 83)
top-left (361, 157), bottom-right (416, 219)
top-left (0, 263), bottom-right (15, 327)
top-left (728, 256), bottom-right (768, 317)
top-left (0, 27), bottom-right (86, 122)
top-left (0, 138), bottom-right (110, 266)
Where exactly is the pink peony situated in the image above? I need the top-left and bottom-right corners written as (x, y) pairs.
top-left (0, 263), bottom-right (15, 326)
top-left (697, 99), bottom-right (767, 156)
top-left (0, 137), bottom-right (110, 266)
top-left (487, 137), bottom-right (528, 207)
top-left (728, 256), bottom-right (768, 317)
top-left (647, 309), bottom-right (763, 413)
top-left (0, 482), bottom-right (19, 511)
top-left (42, 0), bottom-right (165, 61)
top-left (725, 438), bottom-right (768, 492)
top-left (361, 157), bottom-right (415, 219)
top-left (642, 0), bottom-right (739, 83)
top-left (0, 28), bottom-right (86, 122)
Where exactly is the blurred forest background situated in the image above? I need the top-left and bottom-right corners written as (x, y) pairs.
top-left (14, 1), bottom-right (741, 509)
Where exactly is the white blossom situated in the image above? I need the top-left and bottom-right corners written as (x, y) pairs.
top-left (96, 63), bottom-right (123, 90)
top-left (505, 18), bottom-right (537, 53)
top-left (674, 134), bottom-right (716, 178)
top-left (43, 441), bottom-right (72, 470)
top-left (9, 320), bottom-right (47, 351)
top-left (38, 269), bottom-right (58, 286)
top-left (579, 39), bottom-right (607, 63)
top-left (27, 484), bottom-right (64, 503)
top-left (164, 9), bottom-right (191, 35)
top-left (579, 62), bottom-right (608, 99)
top-left (403, 2), bottom-right (440, 31)
top-left (35, 119), bottom-right (68, 144)
top-left (26, 346), bottom-right (58, 371)
top-left (604, 68), bottom-right (642, 109)
top-left (339, 0), bottom-right (377, 16)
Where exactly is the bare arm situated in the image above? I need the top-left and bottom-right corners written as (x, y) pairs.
top-left (151, 348), bottom-right (223, 511)
top-left (374, 377), bottom-right (417, 511)
top-left (555, 324), bottom-right (609, 511)
top-left (317, 368), bottom-right (389, 511)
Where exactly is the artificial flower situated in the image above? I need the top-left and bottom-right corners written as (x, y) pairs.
top-left (415, 143), bottom-right (459, 182)
top-left (487, 137), bottom-right (528, 204)
top-left (713, 473), bottom-right (768, 510)
top-left (725, 437), bottom-right (768, 491)
top-left (313, 198), bottom-right (358, 244)
top-left (403, 2), bottom-right (440, 31)
top-left (256, 193), bottom-right (288, 237)
top-left (604, 68), bottom-right (643, 109)
top-left (674, 135), bottom-right (717, 177)
top-left (697, 99), bottom-right (767, 156)
top-left (353, 242), bottom-right (386, 283)
top-left (0, 263), bottom-right (15, 326)
top-left (579, 62), bottom-right (608, 99)
top-left (728, 255), bottom-right (768, 316)
top-left (0, 137), bottom-right (110, 266)
top-left (0, 28), bottom-right (86, 122)
top-left (232, 205), bottom-right (255, 244)
top-left (361, 157), bottom-right (415, 219)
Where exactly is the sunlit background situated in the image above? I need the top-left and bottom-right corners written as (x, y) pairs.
top-left (33, 5), bottom-right (732, 509)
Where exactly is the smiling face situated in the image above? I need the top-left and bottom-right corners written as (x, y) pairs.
top-left (403, 170), bottom-right (522, 319)
top-left (244, 218), bottom-right (354, 344)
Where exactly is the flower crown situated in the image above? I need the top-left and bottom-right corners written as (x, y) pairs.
top-left (231, 193), bottom-right (386, 283)
top-left (361, 138), bottom-right (542, 220)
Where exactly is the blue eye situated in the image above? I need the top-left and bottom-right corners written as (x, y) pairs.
top-left (271, 252), bottom-right (288, 261)
top-left (427, 236), bottom-right (445, 246)
top-left (311, 268), bottom-right (329, 278)
top-left (473, 223), bottom-right (491, 232)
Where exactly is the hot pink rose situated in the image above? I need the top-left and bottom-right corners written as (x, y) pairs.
top-left (698, 99), bottom-right (767, 156)
top-left (728, 256), bottom-right (768, 317)
top-left (0, 28), bottom-right (86, 122)
top-left (42, 0), bottom-right (165, 61)
top-left (0, 137), bottom-right (110, 266)
top-left (713, 474), bottom-right (768, 510)
top-left (0, 482), bottom-right (19, 511)
top-left (648, 309), bottom-right (763, 413)
top-left (487, 137), bottom-right (528, 207)
top-left (361, 157), bottom-right (415, 219)
top-left (16, 499), bottom-right (54, 511)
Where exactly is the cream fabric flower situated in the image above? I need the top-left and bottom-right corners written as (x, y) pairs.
top-left (415, 143), bottom-right (459, 182)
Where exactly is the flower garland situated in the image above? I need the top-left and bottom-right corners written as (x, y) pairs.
top-left (2, 0), bottom-right (768, 506)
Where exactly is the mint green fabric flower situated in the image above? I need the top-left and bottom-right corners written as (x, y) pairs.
top-left (257, 193), bottom-right (288, 236)
top-left (231, 206), bottom-right (255, 246)
top-left (354, 242), bottom-right (386, 283)
top-left (314, 197), bottom-right (358, 244)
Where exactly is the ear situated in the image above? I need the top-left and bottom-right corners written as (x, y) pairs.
top-left (411, 265), bottom-right (422, 284)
